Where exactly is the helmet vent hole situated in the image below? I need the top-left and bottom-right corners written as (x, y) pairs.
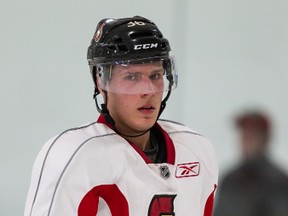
top-left (112, 37), bottom-right (124, 43)
top-left (107, 44), bottom-right (128, 52)
top-left (161, 42), bottom-right (167, 48)
top-left (129, 31), bottom-right (154, 39)
top-left (117, 45), bottom-right (128, 52)
top-left (108, 45), bottom-right (117, 51)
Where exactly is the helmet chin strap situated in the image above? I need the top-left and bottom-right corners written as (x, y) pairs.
top-left (93, 88), bottom-right (172, 138)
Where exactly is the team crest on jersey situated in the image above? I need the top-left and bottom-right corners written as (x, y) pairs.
top-left (94, 23), bottom-right (105, 42)
top-left (175, 162), bottom-right (200, 178)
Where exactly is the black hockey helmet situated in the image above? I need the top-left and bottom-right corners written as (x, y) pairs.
top-left (87, 16), bottom-right (171, 64)
top-left (87, 16), bottom-right (177, 128)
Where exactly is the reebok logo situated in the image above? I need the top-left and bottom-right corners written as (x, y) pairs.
top-left (175, 162), bottom-right (200, 178)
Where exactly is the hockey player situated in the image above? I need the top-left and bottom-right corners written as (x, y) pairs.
top-left (24, 16), bottom-right (218, 216)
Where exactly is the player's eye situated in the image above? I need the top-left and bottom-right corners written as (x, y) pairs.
top-left (124, 72), bottom-right (141, 81)
top-left (149, 71), bottom-right (163, 81)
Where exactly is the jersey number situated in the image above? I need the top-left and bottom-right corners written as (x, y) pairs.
top-left (148, 194), bottom-right (177, 216)
top-left (78, 185), bottom-right (176, 215)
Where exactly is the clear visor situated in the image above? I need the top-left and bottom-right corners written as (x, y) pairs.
top-left (96, 56), bottom-right (177, 95)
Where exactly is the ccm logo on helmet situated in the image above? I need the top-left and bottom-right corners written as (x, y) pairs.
top-left (134, 43), bottom-right (158, 50)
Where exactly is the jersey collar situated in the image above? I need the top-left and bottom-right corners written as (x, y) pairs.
top-left (97, 114), bottom-right (175, 164)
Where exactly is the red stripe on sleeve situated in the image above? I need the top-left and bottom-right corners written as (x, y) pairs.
top-left (78, 184), bottom-right (129, 216)
top-left (204, 184), bottom-right (217, 216)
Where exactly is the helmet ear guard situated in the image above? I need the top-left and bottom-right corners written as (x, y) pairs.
top-left (90, 65), bottom-right (115, 126)
top-left (90, 63), bottom-right (112, 97)
top-left (163, 56), bottom-right (177, 88)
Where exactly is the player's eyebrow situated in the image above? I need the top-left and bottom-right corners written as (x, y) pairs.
top-left (151, 68), bottom-right (164, 73)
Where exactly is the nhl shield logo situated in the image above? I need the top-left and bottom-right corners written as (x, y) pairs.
top-left (160, 165), bottom-right (170, 178)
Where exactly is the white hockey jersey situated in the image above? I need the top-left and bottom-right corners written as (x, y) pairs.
top-left (24, 115), bottom-right (218, 216)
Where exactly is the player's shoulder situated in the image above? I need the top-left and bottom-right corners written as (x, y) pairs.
top-left (157, 118), bottom-right (202, 137)
top-left (39, 121), bottom-right (116, 158)
top-left (34, 121), bottom-right (119, 175)
top-left (158, 119), bottom-right (216, 161)
top-left (52, 121), bottom-right (115, 142)
top-left (158, 119), bottom-right (214, 150)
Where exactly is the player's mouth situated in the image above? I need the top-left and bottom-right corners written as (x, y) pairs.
top-left (138, 105), bottom-right (155, 114)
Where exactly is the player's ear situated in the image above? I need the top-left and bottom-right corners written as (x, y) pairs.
top-left (96, 79), bottom-right (105, 96)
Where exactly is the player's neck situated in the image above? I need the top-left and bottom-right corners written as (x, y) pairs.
top-left (124, 131), bottom-right (152, 151)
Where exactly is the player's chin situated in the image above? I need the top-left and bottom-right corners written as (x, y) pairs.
top-left (139, 116), bottom-right (158, 129)
top-left (139, 111), bottom-right (158, 120)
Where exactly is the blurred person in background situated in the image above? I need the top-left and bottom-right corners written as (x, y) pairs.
top-left (213, 110), bottom-right (288, 216)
